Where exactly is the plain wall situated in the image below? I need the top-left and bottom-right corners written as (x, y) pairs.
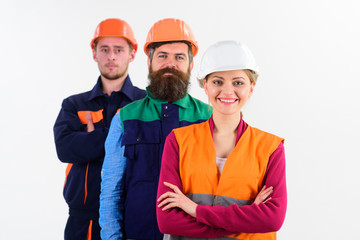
top-left (1, 0), bottom-right (359, 239)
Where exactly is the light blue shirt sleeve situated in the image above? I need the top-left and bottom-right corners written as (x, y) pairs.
top-left (99, 113), bottom-right (126, 240)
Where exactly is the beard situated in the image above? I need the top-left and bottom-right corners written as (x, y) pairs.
top-left (101, 72), bottom-right (126, 80)
top-left (100, 63), bottom-right (129, 80)
top-left (147, 67), bottom-right (191, 102)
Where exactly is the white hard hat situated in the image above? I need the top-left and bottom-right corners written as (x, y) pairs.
top-left (197, 40), bottom-right (259, 87)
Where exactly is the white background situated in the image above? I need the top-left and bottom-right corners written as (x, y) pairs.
top-left (1, 0), bottom-right (359, 239)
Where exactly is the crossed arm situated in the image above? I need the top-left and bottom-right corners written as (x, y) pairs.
top-left (54, 99), bottom-right (107, 164)
top-left (156, 131), bottom-right (287, 236)
top-left (158, 182), bottom-right (273, 218)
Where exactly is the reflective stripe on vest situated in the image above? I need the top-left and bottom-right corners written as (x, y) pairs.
top-left (173, 120), bottom-right (283, 240)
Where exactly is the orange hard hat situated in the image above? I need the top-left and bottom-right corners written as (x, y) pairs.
top-left (144, 18), bottom-right (198, 57)
top-left (90, 18), bottom-right (137, 52)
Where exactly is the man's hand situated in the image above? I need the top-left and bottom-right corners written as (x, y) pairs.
top-left (86, 111), bottom-right (95, 132)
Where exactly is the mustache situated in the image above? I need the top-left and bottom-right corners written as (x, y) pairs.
top-left (105, 63), bottom-right (118, 67)
top-left (150, 67), bottom-right (184, 77)
top-left (147, 67), bottom-right (190, 102)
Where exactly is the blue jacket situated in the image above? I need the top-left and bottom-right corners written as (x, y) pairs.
top-left (100, 90), bottom-right (212, 240)
top-left (54, 76), bottom-right (146, 218)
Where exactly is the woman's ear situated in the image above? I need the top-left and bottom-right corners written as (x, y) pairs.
top-left (249, 82), bottom-right (255, 97)
top-left (203, 79), bottom-right (208, 95)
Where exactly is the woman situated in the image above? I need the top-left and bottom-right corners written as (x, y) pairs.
top-left (156, 40), bottom-right (287, 240)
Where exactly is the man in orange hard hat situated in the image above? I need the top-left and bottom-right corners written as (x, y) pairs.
top-left (54, 18), bottom-right (146, 240)
top-left (99, 18), bottom-right (212, 240)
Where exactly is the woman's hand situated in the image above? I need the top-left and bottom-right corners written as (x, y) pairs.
top-left (254, 185), bottom-right (273, 205)
top-left (157, 182), bottom-right (198, 218)
top-left (157, 182), bottom-right (272, 218)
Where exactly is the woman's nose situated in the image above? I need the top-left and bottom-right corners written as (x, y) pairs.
top-left (222, 82), bottom-right (234, 94)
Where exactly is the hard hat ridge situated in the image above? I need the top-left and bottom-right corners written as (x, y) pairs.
top-left (144, 18), bottom-right (198, 56)
top-left (90, 18), bottom-right (138, 52)
top-left (197, 40), bottom-right (259, 87)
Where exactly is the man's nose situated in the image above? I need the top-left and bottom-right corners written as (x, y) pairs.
top-left (109, 50), bottom-right (117, 60)
top-left (164, 58), bottom-right (176, 68)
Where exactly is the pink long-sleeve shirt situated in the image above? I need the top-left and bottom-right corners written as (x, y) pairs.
top-left (156, 117), bottom-right (287, 238)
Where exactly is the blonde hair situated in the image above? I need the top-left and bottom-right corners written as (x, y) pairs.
top-left (244, 69), bottom-right (257, 85)
top-left (203, 69), bottom-right (257, 85)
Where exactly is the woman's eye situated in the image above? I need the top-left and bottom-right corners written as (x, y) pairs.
top-left (234, 81), bottom-right (244, 86)
top-left (213, 80), bottom-right (222, 85)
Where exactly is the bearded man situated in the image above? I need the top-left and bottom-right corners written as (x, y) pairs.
top-left (99, 18), bottom-right (212, 240)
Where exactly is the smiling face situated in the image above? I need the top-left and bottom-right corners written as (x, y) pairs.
top-left (204, 69), bottom-right (255, 116)
top-left (92, 36), bottom-right (135, 81)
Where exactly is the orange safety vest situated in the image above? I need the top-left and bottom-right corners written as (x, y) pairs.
top-left (173, 120), bottom-right (283, 240)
